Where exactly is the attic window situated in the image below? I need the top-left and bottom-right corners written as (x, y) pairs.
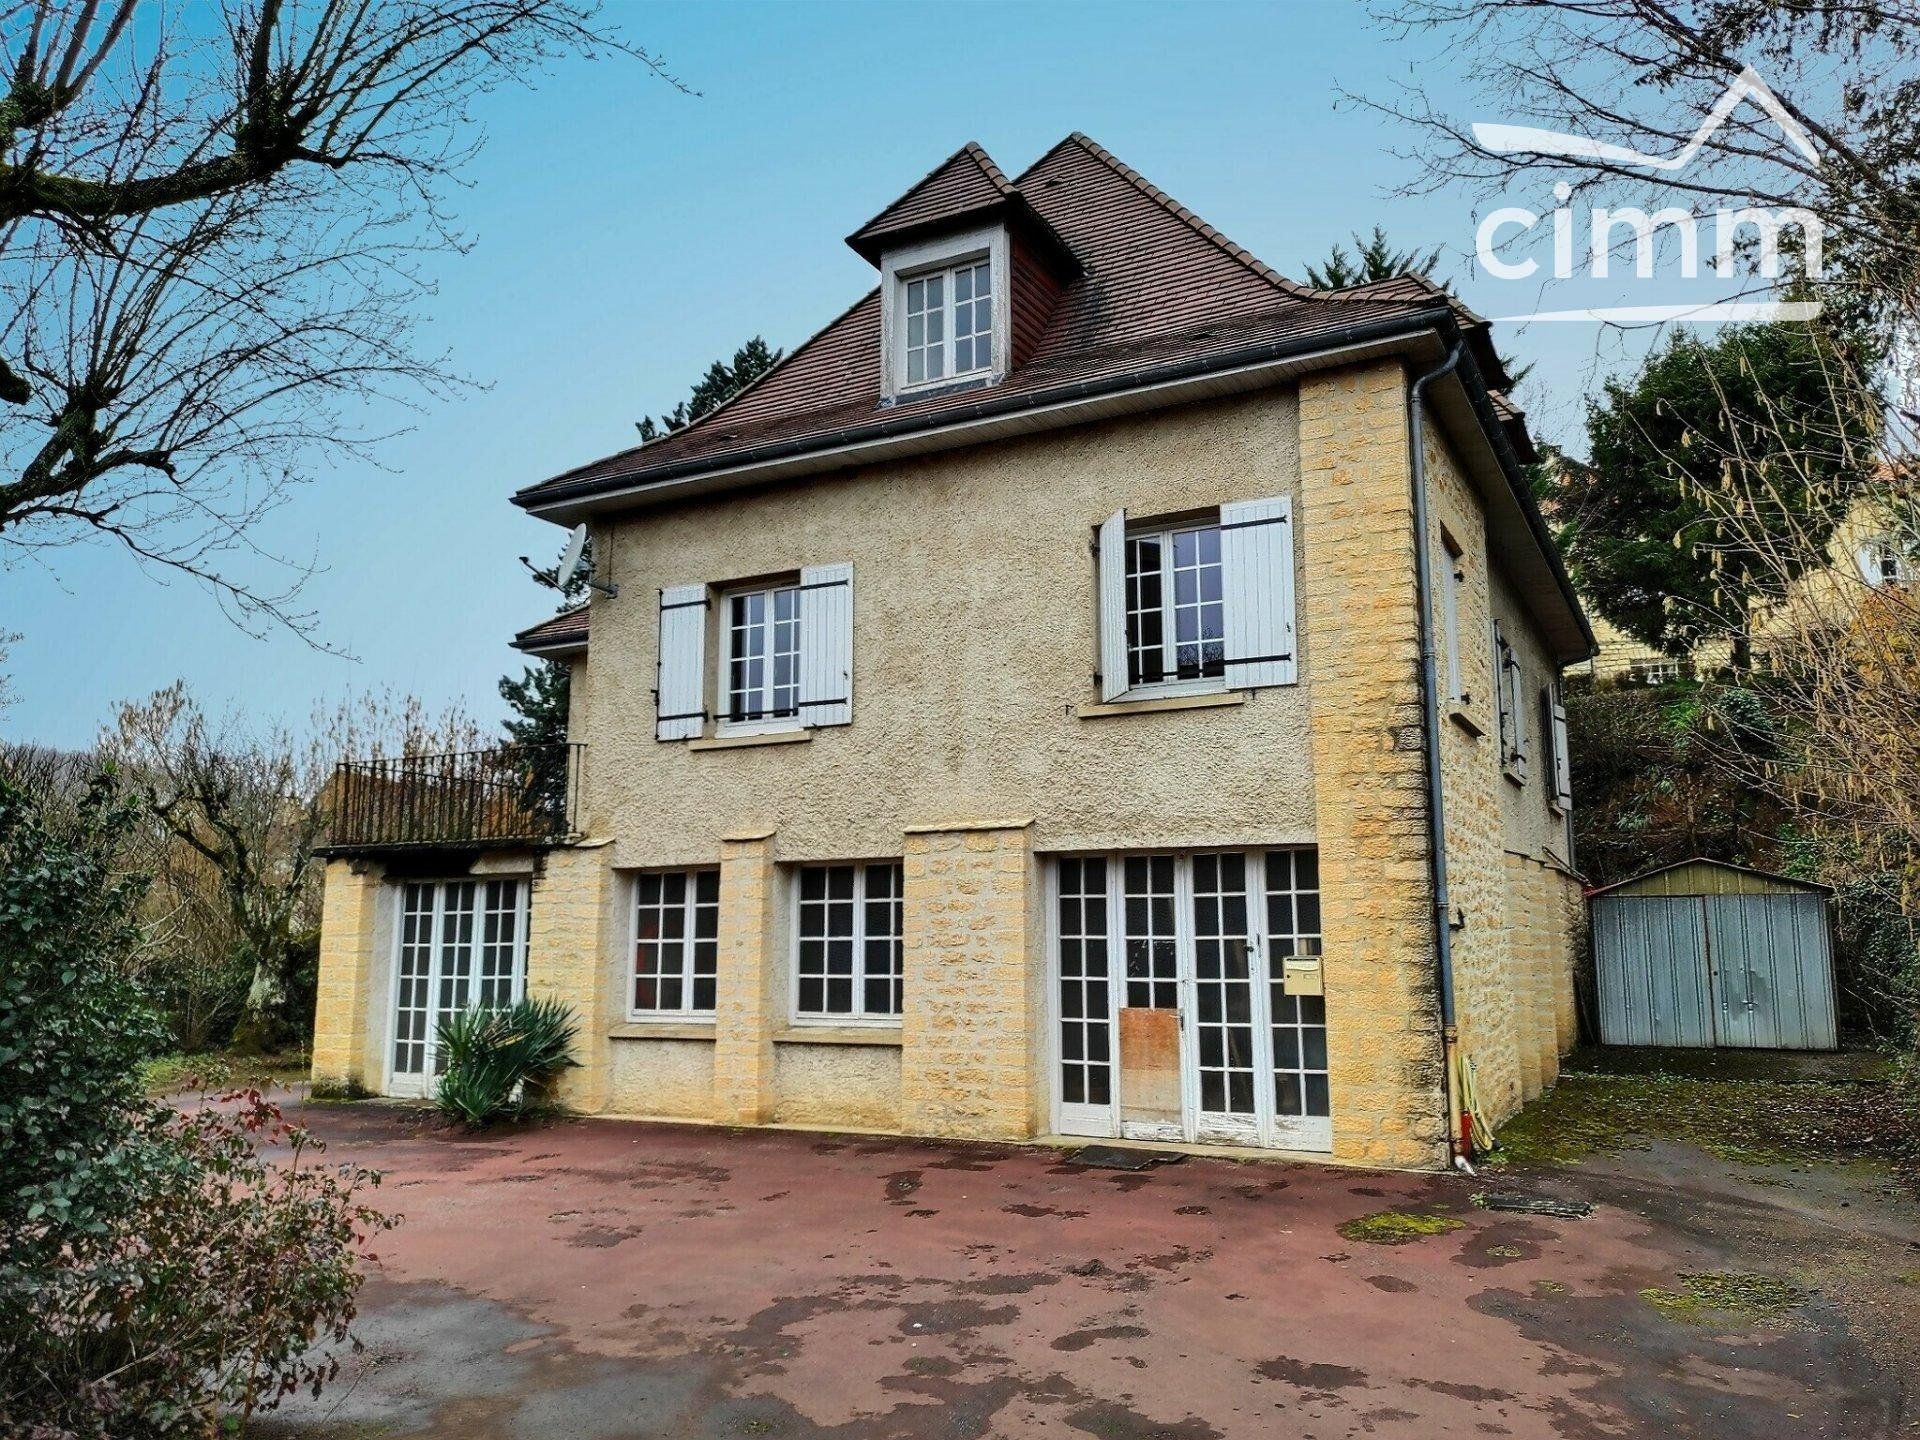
top-left (904, 260), bottom-right (992, 385)
top-left (880, 224), bottom-right (1009, 401)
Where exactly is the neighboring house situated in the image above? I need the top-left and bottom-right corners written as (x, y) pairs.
top-left (1553, 452), bottom-right (1915, 686)
top-left (312, 135), bottom-right (1594, 1170)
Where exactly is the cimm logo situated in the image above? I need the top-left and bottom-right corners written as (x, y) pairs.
top-left (1472, 67), bottom-right (1823, 322)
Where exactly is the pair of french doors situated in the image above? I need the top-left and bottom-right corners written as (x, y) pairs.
top-left (387, 878), bottom-right (528, 1097)
top-left (1052, 849), bottom-right (1330, 1151)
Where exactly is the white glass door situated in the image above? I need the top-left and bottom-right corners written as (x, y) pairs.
top-left (1050, 850), bottom-right (1329, 1152)
top-left (387, 878), bottom-right (528, 1097)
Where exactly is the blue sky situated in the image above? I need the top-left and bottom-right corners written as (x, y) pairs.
top-left (3, 0), bottom-right (1696, 749)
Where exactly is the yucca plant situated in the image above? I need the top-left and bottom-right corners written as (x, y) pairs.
top-left (434, 996), bottom-right (580, 1128)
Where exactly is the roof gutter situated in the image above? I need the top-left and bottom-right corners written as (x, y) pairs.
top-left (515, 308), bottom-right (1459, 516)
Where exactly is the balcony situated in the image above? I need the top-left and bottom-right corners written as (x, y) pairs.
top-left (321, 743), bottom-right (583, 854)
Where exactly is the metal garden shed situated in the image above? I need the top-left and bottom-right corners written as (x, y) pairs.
top-left (1590, 860), bottom-right (1838, 1051)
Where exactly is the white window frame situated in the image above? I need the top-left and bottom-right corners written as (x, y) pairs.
top-left (384, 877), bottom-right (528, 1098)
top-left (879, 224), bottom-right (1010, 401)
top-left (718, 580), bottom-right (804, 736)
top-left (1124, 518), bottom-right (1230, 698)
top-left (1043, 848), bottom-right (1331, 1153)
top-left (789, 861), bottom-right (904, 1026)
top-left (627, 868), bottom-right (720, 1021)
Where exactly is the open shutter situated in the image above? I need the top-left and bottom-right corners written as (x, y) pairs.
top-left (1220, 494), bottom-right (1297, 689)
top-left (799, 561), bottom-right (853, 727)
top-left (655, 584), bottom-right (708, 741)
top-left (1549, 686), bottom-right (1573, 811)
top-left (1097, 509), bottom-right (1129, 702)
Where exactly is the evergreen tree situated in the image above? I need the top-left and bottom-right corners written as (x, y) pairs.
top-left (1305, 226), bottom-right (1444, 289)
top-left (636, 336), bottom-right (784, 441)
top-left (1555, 319), bottom-right (1881, 669)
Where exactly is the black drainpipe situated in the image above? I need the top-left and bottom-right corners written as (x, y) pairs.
top-left (1407, 343), bottom-right (1467, 1169)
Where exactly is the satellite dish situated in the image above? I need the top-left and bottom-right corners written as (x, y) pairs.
top-left (557, 524), bottom-right (589, 591)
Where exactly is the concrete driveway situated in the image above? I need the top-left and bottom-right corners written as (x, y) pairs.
top-left (255, 1102), bottom-right (1911, 1439)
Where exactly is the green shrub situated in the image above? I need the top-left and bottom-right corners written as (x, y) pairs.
top-left (0, 770), bottom-right (389, 1436)
top-left (434, 997), bottom-right (580, 1128)
top-left (0, 771), bottom-right (160, 1269)
top-left (6, 1092), bottom-right (391, 1436)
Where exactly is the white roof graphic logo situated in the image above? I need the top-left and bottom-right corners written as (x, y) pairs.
top-left (1472, 66), bottom-right (1819, 173)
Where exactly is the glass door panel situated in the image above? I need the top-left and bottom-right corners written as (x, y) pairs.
top-left (1052, 850), bottom-right (1331, 1153)
top-left (1265, 850), bottom-right (1332, 1150)
top-left (388, 878), bottom-right (527, 1097)
top-left (1191, 853), bottom-right (1259, 1141)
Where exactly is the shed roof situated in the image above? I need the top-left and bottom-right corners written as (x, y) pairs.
top-left (1588, 858), bottom-right (1832, 899)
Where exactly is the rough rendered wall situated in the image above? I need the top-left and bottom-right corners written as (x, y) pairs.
top-left (605, 1038), bottom-right (716, 1118)
top-left (900, 823), bottom-right (1035, 1141)
top-left (578, 389), bottom-right (1315, 866)
top-left (312, 859), bottom-right (383, 1091)
top-left (771, 1043), bottom-right (903, 1130)
top-left (1297, 361), bottom-right (1450, 1170)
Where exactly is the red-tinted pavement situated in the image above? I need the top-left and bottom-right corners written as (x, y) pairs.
top-left (254, 1102), bottom-right (1910, 1439)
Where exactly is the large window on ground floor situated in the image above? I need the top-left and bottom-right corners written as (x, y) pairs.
top-left (1051, 849), bottom-right (1328, 1149)
top-left (630, 869), bottom-right (720, 1017)
top-left (392, 877), bottom-right (527, 1086)
top-left (793, 861), bottom-right (903, 1021)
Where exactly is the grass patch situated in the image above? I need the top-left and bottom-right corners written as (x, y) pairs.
top-left (1490, 1061), bottom-right (1910, 1171)
top-left (1640, 1271), bottom-right (1806, 1328)
top-left (1338, 1210), bottom-right (1466, 1245)
top-left (142, 1050), bottom-right (309, 1096)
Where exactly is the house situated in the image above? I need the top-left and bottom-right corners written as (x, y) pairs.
top-left (311, 135), bottom-right (1594, 1170)
top-left (1548, 452), bottom-right (1915, 687)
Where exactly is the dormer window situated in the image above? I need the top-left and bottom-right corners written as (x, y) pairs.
top-left (880, 224), bottom-right (1009, 401)
top-left (904, 259), bottom-right (993, 385)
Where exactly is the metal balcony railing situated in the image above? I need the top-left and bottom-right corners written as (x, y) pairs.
top-left (322, 743), bottom-right (583, 852)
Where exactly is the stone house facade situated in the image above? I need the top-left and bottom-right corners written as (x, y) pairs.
top-left (312, 135), bottom-right (1593, 1170)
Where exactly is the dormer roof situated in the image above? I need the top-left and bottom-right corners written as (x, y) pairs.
top-left (845, 139), bottom-right (1077, 275)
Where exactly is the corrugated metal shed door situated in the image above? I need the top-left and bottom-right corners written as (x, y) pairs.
top-left (1593, 891), bottom-right (1837, 1050)
top-left (1594, 897), bottom-right (1714, 1047)
top-left (1705, 894), bottom-right (1838, 1051)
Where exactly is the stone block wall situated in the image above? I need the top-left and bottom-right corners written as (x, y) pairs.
top-left (1297, 360), bottom-right (1451, 1170)
top-left (526, 843), bottom-right (615, 1113)
top-left (312, 858), bottom-right (383, 1092)
top-left (900, 822), bottom-right (1036, 1141)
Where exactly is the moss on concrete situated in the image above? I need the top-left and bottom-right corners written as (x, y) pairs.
top-left (1641, 1271), bottom-right (1806, 1328)
top-left (1338, 1210), bottom-right (1466, 1245)
top-left (1490, 1055), bottom-right (1907, 1172)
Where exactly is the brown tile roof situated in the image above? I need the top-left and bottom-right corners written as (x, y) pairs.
top-left (516, 134), bottom-right (1472, 510)
top-left (511, 605), bottom-right (589, 654)
top-left (847, 142), bottom-right (1014, 255)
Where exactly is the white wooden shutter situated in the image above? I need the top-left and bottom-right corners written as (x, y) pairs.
top-left (1097, 509), bottom-right (1129, 702)
top-left (1549, 686), bottom-right (1573, 811)
top-left (655, 584), bottom-right (708, 741)
top-left (798, 562), bottom-right (853, 727)
top-left (1220, 494), bottom-right (1297, 689)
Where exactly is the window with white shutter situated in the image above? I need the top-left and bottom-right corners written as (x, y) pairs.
top-left (1220, 495), bottom-right (1296, 690)
top-left (658, 565), bottom-right (854, 743)
top-left (655, 584), bottom-right (708, 741)
top-left (798, 562), bottom-right (853, 727)
top-left (1095, 497), bottom-right (1296, 701)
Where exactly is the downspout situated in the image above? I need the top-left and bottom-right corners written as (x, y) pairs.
top-left (1407, 342), bottom-right (1468, 1170)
